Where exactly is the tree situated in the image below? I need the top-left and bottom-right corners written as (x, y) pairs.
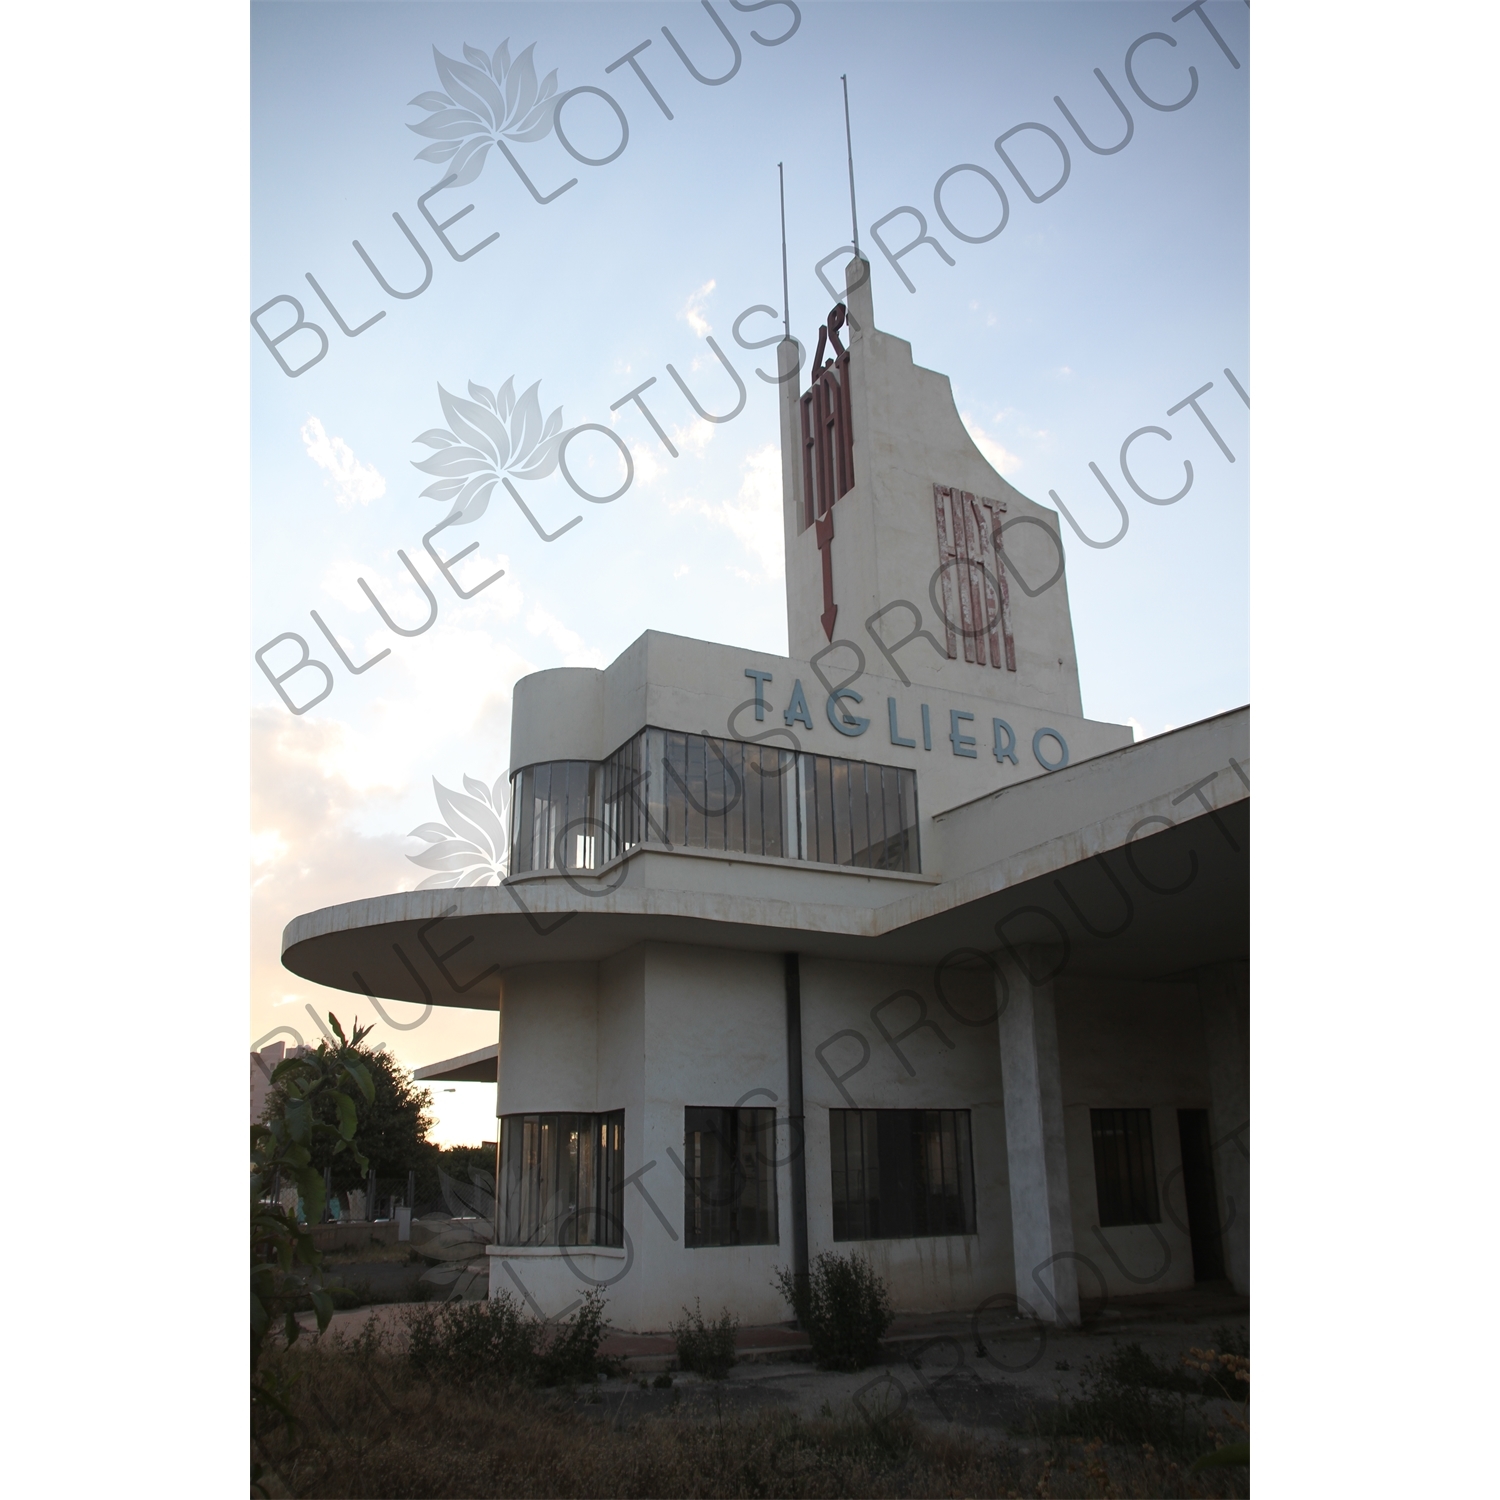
top-left (259, 1024), bottom-right (438, 1195)
top-left (251, 1014), bottom-right (373, 1492)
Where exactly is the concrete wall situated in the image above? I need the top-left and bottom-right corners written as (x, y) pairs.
top-left (489, 943), bottom-right (795, 1331)
top-left (1055, 978), bottom-right (1216, 1300)
top-left (509, 630), bottom-right (1133, 856)
top-left (494, 963), bottom-right (600, 1115)
top-left (633, 944), bottom-right (792, 1329)
top-left (798, 954), bottom-right (1014, 1318)
top-left (1196, 960), bottom-right (1250, 1294)
top-left (784, 258), bottom-right (1085, 721)
top-left (487, 941), bottom-right (1243, 1330)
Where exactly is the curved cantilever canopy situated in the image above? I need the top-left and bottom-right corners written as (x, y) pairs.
top-left (282, 709), bottom-right (1249, 1013)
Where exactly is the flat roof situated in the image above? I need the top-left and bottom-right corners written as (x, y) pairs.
top-left (414, 1043), bottom-right (498, 1083)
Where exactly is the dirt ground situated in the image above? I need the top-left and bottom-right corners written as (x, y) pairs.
top-left (298, 1283), bottom-right (1248, 1444)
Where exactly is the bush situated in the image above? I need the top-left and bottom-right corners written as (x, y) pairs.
top-left (669, 1299), bottom-right (738, 1379)
top-left (536, 1287), bottom-right (610, 1387)
top-left (405, 1288), bottom-right (609, 1387)
top-left (774, 1251), bottom-right (893, 1371)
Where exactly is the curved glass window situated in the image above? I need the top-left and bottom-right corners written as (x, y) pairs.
top-left (498, 1110), bottom-right (624, 1247)
top-left (510, 728), bottom-right (919, 874)
top-left (509, 760), bottom-right (597, 875)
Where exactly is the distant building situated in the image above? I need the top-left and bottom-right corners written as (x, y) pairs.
top-left (251, 1039), bottom-right (307, 1123)
top-left (283, 262), bottom-right (1248, 1332)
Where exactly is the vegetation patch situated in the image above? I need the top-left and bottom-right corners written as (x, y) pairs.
top-left (405, 1288), bottom-right (609, 1388)
top-left (775, 1251), bottom-right (894, 1371)
top-left (253, 1315), bottom-right (1249, 1498)
top-left (669, 1300), bottom-right (739, 1380)
top-left (1035, 1333), bottom-right (1249, 1470)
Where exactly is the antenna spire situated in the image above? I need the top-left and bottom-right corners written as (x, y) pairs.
top-left (778, 162), bottom-right (790, 340)
top-left (841, 74), bottom-right (859, 258)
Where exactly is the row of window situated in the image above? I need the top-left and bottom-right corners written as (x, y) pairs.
top-left (495, 1105), bottom-right (1166, 1248)
top-left (509, 726), bottom-right (921, 877)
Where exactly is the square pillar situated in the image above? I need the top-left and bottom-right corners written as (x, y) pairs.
top-left (997, 950), bottom-right (1079, 1325)
top-left (1197, 960), bottom-right (1250, 1293)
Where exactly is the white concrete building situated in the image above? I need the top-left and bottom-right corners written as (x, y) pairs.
top-left (283, 260), bottom-right (1248, 1332)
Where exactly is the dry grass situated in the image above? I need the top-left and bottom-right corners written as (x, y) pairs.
top-left (252, 1320), bottom-right (1249, 1499)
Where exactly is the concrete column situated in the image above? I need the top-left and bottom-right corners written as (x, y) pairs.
top-left (844, 254), bottom-right (875, 339)
top-left (997, 949), bottom-right (1079, 1325)
top-left (1196, 960), bottom-right (1250, 1293)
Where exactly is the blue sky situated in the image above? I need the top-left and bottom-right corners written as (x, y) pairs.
top-left (251, 0), bottom-right (1248, 1143)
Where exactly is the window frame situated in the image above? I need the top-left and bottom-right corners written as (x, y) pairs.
top-left (1089, 1107), bottom-right (1162, 1228)
top-left (496, 1109), bottom-right (625, 1247)
top-left (512, 727), bottom-right (920, 875)
top-left (829, 1107), bottom-right (977, 1242)
top-left (682, 1105), bottom-right (780, 1249)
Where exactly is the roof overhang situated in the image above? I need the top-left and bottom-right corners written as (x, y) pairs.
top-left (414, 1043), bottom-right (499, 1083)
top-left (282, 708), bottom-right (1248, 1007)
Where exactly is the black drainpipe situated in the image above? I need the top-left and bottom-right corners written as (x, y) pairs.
top-left (784, 952), bottom-right (810, 1301)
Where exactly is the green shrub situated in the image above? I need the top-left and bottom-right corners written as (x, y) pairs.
top-left (536, 1288), bottom-right (609, 1386)
top-left (405, 1288), bottom-right (609, 1387)
top-left (774, 1251), bottom-right (893, 1371)
top-left (669, 1299), bottom-right (739, 1379)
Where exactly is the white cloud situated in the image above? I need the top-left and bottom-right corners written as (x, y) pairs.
top-left (670, 416), bottom-right (715, 457)
top-left (685, 443), bottom-right (785, 582)
top-left (301, 417), bottom-right (386, 509)
top-left (680, 279), bottom-right (716, 338)
top-left (251, 829), bottom-right (286, 868)
top-left (960, 411), bottom-right (1023, 476)
top-left (336, 626), bottom-right (535, 792)
top-left (673, 563), bottom-right (690, 579)
top-left (628, 440), bottom-right (669, 489)
top-left (525, 606), bottom-right (607, 668)
top-left (1126, 718), bottom-right (1178, 740)
top-left (250, 707), bottom-right (499, 1118)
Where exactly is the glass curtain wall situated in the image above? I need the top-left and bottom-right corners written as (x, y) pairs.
top-left (511, 729), bottom-right (919, 874)
top-left (509, 761), bottom-right (598, 875)
top-left (797, 752), bottom-right (920, 870)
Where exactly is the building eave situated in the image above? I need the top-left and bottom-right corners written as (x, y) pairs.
top-left (280, 706), bottom-right (1248, 1004)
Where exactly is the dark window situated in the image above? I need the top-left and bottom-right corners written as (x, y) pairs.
top-left (683, 1107), bottom-right (778, 1248)
top-left (498, 1110), bottom-right (624, 1246)
top-left (1090, 1108), bottom-right (1161, 1227)
top-left (1176, 1109), bottom-right (1226, 1281)
top-left (829, 1109), bottom-right (976, 1240)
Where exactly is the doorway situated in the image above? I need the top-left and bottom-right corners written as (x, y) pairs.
top-left (1177, 1109), bottom-right (1227, 1282)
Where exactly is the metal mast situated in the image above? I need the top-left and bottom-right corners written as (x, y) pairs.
top-left (841, 75), bottom-right (859, 257)
top-left (778, 161), bottom-right (791, 339)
